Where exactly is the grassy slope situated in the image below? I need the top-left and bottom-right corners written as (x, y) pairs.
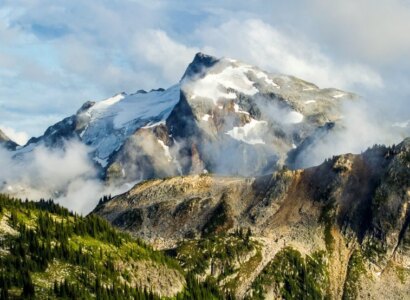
top-left (0, 195), bottom-right (223, 299)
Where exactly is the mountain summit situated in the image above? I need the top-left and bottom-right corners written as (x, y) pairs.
top-left (12, 53), bottom-right (354, 187)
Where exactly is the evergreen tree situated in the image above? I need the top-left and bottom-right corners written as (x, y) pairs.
top-left (22, 271), bottom-right (35, 298)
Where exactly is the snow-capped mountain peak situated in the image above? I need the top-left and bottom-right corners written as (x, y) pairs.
top-left (12, 53), bottom-right (354, 186)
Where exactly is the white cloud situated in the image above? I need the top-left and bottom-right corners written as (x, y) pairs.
top-left (309, 0), bottom-right (410, 64)
top-left (0, 141), bottom-right (105, 214)
top-left (196, 19), bottom-right (383, 90)
top-left (293, 101), bottom-right (406, 168)
top-left (133, 30), bottom-right (199, 82)
top-left (0, 125), bottom-right (29, 145)
top-left (0, 139), bottom-right (145, 214)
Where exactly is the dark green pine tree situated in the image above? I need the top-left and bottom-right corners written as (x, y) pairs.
top-left (22, 271), bottom-right (35, 298)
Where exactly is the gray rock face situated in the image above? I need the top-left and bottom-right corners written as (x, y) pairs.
top-left (171, 55), bottom-right (354, 176)
top-left (13, 53), bottom-right (354, 186)
top-left (94, 139), bottom-right (410, 247)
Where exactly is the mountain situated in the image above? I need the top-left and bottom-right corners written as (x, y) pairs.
top-left (2, 52), bottom-right (408, 299)
top-left (93, 138), bottom-right (410, 299)
top-left (14, 53), bottom-right (354, 187)
top-left (0, 194), bottom-right (227, 299)
top-left (0, 129), bottom-right (18, 150)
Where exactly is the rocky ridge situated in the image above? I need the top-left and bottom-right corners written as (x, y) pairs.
top-left (94, 138), bottom-right (410, 299)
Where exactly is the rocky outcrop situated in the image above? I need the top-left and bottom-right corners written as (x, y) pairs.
top-left (94, 138), bottom-right (410, 299)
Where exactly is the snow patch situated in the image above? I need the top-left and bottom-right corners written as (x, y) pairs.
top-left (86, 85), bottom-right (179, 129)
top-left (94, 157), bottom-right (109, 168)
top-left (184, 63), bottom-right (258, 105)
top-left (225, 92), bottom-right (237, 99)
top-left (202, 114), bottom-right (211, 121)
top-left (226, 119), bottom-right (267, 145)
top-left (142, 121), bottom-right (166, 129)
top-left (302, 87), bottom-right (316, 91)
top-left (284, 111), bottom-right (304, 124)
top-left (157, 139), bottom-right (183, 174)
top-left (254, 71), bottom-right (279, 88)
top-left (234, 103), bottom-right (250, 115)
top-left (91, 93), bottom-right (125, 112)
top-left (304, 100), bottom-right (316, 104)
top-left (112, 85), bottom-right (180, 128)
top-left (157, 140), bottom-right (172, 162)
top-left (332, 93), bottom-right (346, 99)
top-left (74, 85), bottom-right (180, 168)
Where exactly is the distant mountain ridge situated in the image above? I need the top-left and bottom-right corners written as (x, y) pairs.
top-left (10, 53), bottom-right (354, 188)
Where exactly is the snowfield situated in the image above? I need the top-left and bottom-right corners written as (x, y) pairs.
top-left (183, 62), bottom-right (260, 104)
top-left (226, 119), bottom-right (268, 145)
top-left (79, 85), bottom-right (180, 165)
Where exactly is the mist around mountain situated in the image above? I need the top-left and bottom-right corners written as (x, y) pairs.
top-left (2, 53), bottom-right (405, 214)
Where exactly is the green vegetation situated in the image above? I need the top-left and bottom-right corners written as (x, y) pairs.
top-left (173, 228), bottom-right (257, 294)
top-left (225, 249), bottom-right (262, 293)
top-left (401, 150), bottom-right (410, 164)
top-left (319, 201), bottom-right (336, 253)
top-left (202, 198), bottom-right (233, 236)
top-left (394, 265), bottom-right (409, 284)
top-left (0, 194), bottom-right (226, 299)
top-left (342, 250), bottom-right (366, 300)
top-left (95, 194), bottom-right (113, 210)
top-left (176, 229), bottom-right (254, 274)
top-left (178, 275), bottom-right (225, 300)
top-left (362, 238), bottom-right (386, 261)
top-left (249, 248), bottom-right (329, 300)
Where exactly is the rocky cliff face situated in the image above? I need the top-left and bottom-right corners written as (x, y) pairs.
top-left (13, 53), bottom-right (353, 187)
top-left (94, 138), bottom-right (410, 299)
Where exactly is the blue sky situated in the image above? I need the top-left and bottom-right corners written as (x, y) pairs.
top-left (1, 0), bottom-right (409, 144)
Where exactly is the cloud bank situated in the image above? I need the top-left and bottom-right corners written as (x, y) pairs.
top-left (0, 141), bottom-right (125, 214)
